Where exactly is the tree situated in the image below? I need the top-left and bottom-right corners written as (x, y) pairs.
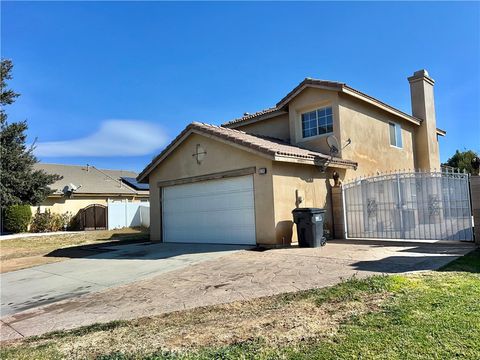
top-left (0, 59), bottom-right (61, 209)
top-left (443, 149), bottom-right (479, 174)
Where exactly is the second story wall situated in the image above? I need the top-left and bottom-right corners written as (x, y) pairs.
top-left (235, 113), bottom-right (290, 141)
top-left (338, 94), bottom-right (416, 181)
top-left (288, 87), bottom-right (340, 155)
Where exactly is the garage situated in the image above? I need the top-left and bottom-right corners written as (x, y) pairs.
top-left (162, 175), bottom-right (256, 245)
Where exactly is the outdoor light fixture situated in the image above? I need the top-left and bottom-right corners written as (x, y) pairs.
top-left (258, 167), bottom-right (267, 175)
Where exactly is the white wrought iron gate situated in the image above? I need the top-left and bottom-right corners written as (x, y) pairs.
top-left (343, 171), bottom-right (473, 241)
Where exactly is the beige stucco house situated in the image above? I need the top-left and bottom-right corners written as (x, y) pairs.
top-left (138, 69), bottom-right (444, 246)
top-left (34, 164), bottom-right (149, 227)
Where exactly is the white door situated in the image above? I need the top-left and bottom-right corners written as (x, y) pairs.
top-left (162, 175), bottom-right (256, 245)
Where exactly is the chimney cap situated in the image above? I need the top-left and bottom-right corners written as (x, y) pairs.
top-left (408, 69), bottom-right (435, 85)
top-left (413, 69), bottom-right (429, 78)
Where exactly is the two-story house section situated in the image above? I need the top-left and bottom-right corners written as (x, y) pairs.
top-left (223, 70), bottom-right (444, 181)
top-left (138, 70), bottom-right (445, 247)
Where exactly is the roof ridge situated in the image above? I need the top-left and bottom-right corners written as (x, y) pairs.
top-left (221, 107), bottom-right (282, 127)
top-left (223, 77), bottom-right (421, 128)
top-left (91, 166), bottom-right (138, 194)
top-left (36, 162), bottom-right (137, 174)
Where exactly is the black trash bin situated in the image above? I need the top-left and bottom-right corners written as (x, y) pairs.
top-left (292, 208), bottom-right (326, 248)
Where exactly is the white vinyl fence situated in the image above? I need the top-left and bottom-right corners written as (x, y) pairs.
top-left (107, 200), bottom-right (150, 230)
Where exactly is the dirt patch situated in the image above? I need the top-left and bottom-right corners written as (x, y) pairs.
top-left (48, 291), bottom-right (389, 359)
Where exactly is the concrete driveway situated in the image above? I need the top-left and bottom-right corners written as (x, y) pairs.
top-left (1, 239), bottom-right (474, 341)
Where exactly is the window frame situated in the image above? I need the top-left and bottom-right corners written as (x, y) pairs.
top-left (300, 106), bottom-right (334, 140)
top-left (389, 121), bottom-right (403, 149)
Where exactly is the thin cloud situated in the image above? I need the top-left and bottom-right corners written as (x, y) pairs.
top-left (34, 120), bottom-right (168, 157)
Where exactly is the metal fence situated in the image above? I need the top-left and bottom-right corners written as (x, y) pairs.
top-left (343, 171), bottom-right (473, 241)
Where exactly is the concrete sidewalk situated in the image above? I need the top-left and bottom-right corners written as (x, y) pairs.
top-left (0, 231), bottom-right (82, 241)
top-left (1, 239), bottom-right (474, 342)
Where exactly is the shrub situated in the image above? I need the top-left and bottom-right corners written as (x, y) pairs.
top-left (30, 210), bottom-right (73, 233)
top-left (30, 210), bottom-right (52, 233)
top-left (4, 205), bottom-right (32, 233)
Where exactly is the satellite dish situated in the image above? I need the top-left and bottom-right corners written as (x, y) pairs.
top-left (326, 135), bottom-right (340, 156)
top-left (62, 183), bottom-right (81, 198)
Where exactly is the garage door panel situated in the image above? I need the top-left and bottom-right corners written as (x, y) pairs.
top-left (162, 175), bottom-right (256, 245)
top-left (165, 226), bottom-right (255, 244)
top-left (163, 192), bottom-right (253, 213)
top-left (164, 208), bottom-right (255, 228)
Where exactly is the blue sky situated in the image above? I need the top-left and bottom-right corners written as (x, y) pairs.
top-left (2, 1), bottom-right (479, 172)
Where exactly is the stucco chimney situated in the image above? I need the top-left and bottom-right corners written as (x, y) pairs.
top-left (408, 69), bottom-right (440, 171)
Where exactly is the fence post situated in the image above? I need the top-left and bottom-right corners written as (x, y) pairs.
top-left (470, 175), bottom-right (480, 246)
top-left (331, 185), bottom-right (345, 239)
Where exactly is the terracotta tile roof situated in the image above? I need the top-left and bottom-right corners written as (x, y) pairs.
top-left (276, 78), bottom-right (345, 108)
top-left (222, 107), bottom-right (286, 127)
top-left (222, 77), bottom-right (423, 128)
top-left (137, 122), bottom-right (357, 182)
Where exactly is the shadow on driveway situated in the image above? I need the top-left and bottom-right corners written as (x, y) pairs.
top-left (349, 255), bottom-right (462, 273)
top-left (46, 240), bottom-right (252, 261)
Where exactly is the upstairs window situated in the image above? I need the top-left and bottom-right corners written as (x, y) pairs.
top-left (389, 122), bottom-right (403, 148)
top-left (301, 106), bottom-right (333, 138)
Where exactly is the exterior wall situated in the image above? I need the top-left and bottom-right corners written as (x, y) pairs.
top-left (338, 95), bottom-right (417, 182)
top-left (31, 196), bottom-right (144, 217)
top-left (331, 186), bottom-right (345, 239)
top-left (235, 113), bottom-right (290, 141)
top-left (470, 175), bottom-right (480, 245)
top-left (31, 197), bottom-right (108, 217)
top-left (147, 133), bottom-right (277, 245)
top-left (288, 87), bottom-right (340, 155)
top-left (272, 162), bottom-right (337, 244)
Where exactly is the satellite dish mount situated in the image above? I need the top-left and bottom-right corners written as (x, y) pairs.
top-left (326, 135), bottom-right (352, 156)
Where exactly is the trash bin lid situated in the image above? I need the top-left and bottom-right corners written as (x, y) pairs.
top-left (292, 208), bottom-right (326, 214)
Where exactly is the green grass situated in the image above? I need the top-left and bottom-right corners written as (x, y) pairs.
top-left (439, 249), bottom-right (480, 273)
top-left (2, 250), bottom-right (479, 360)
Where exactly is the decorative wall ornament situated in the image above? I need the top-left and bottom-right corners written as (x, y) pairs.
top-left (192, 144), bottom-right (207, 164)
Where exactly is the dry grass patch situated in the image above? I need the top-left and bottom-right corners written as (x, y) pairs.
top-left (0, 228), bottom-right (148, 273)
top-left (2, 276), bottom-right (393, 360)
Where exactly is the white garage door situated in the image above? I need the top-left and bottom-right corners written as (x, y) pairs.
top-left (162, 175), bottom-right (256, 245)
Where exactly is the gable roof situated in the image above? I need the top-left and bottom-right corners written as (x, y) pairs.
top-left (222, 78), bottom-right (446, 136)
top-left (223, 107), bottom-right (288, 127)
top-left (137, 122), bottom-right (357, 182)
top-left (34, 163), bottom-right (149, 197)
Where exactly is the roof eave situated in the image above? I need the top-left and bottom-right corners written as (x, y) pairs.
top-left (273, 154), bottom-right (357, 169)
top-left (137, 126), bottom-right (278, 183)
top-left (276, 79), bottom-right (422, 127)
top-left (275, 80), bottom-right (344, 109)
top-left (46, 192), bottom-right (149, 198)
top-left (222, 109), bottom-right (288, 128)
top-left (340, 86), bottom-right (422, 126)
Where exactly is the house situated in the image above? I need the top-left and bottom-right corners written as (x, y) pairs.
top-left (34, 163), bottom-right (149, 229)
top-left (137, 69), bottom-right (444, 246)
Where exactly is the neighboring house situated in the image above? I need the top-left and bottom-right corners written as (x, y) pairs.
top-left (34, 163), bottom-right (149, 229)
top-left (138, 69), bottom-right (444, 246)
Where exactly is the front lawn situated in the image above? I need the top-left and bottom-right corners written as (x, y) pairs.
top-left (2, 249), bottom-right (479, 360)
top-left (0, 228), bottom-right (149, 273)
